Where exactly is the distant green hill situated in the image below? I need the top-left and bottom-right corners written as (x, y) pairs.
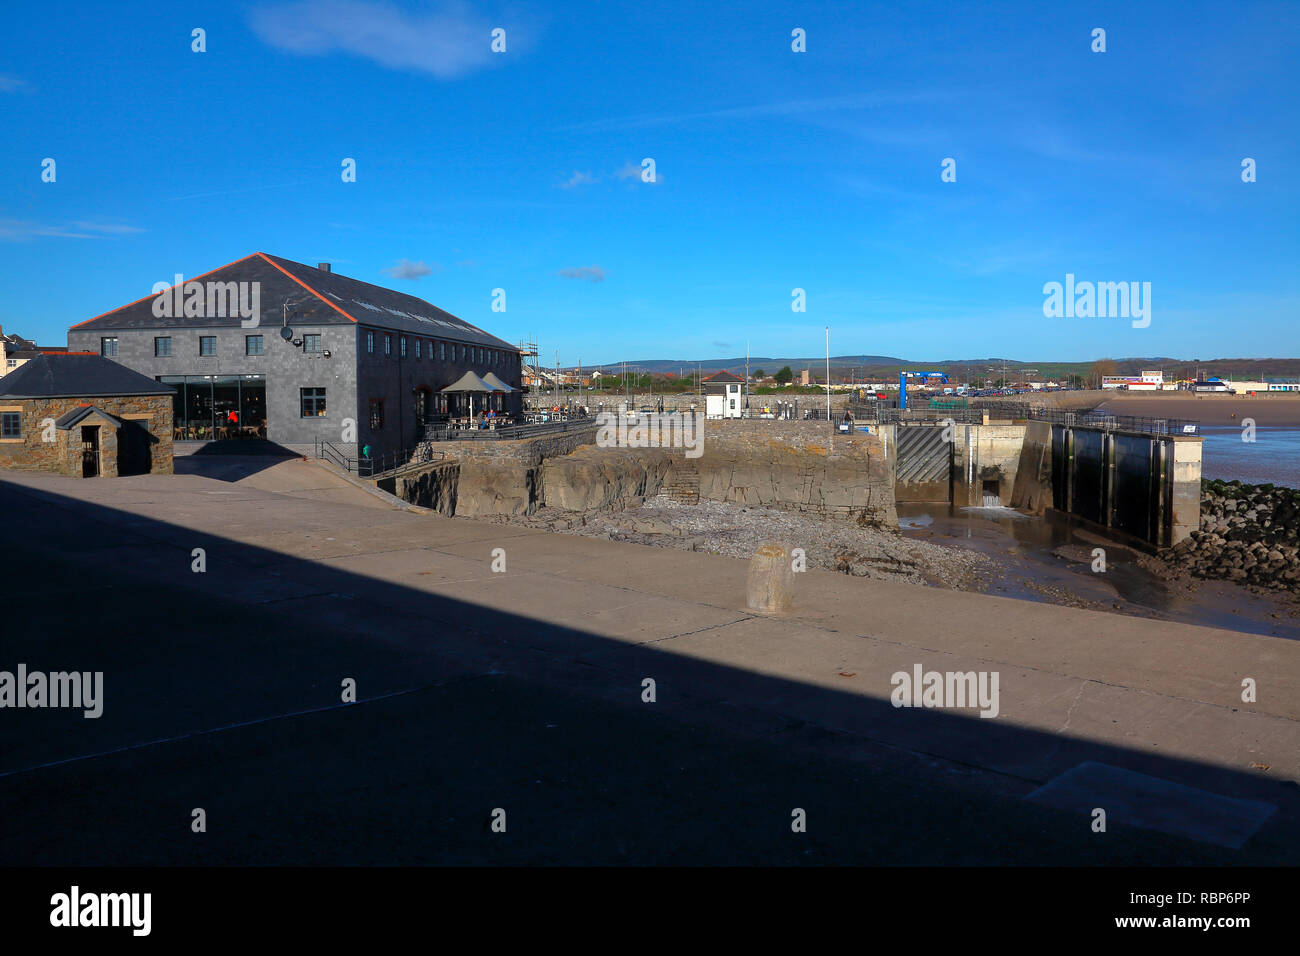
top-left (584, 355), bottom-right (1300, 382)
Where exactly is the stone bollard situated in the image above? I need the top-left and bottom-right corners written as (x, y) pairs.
top-left (747, 542), bottom-right (795, 612)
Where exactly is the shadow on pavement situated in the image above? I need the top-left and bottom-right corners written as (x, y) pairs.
top-left (0, 476), bottom-right (1295, 865)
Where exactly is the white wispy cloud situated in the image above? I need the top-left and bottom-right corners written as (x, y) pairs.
top-left (71, 221), bottom-right (145, 235)
top-left (383, 258), bottom-right (439, 279)
top-left (614, 162), bottom-right (662, 185)
top-left (557, 265), bottom-right (605, 282)
top-left (561, 170), bottom-right (596, 189)
top-left (0, 219), bottom-right (144, 241)
top-left (0, 74), bottom-right (28, 93)
top-left (249, 0), bottom-right (506, 78)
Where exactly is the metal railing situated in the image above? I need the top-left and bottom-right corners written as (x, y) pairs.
top-left (847, 404), bottom-right (984, 425)
top-left (425, 415), bottom-right (599, 442)
top-left (313, 439), bottom-right (447, 478)
top-left (975, 401), bottom-right (1198, 436)
top-left (316, 439), bottom-right (353, 471)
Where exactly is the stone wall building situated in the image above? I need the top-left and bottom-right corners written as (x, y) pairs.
top-left (0, 354), bottom-right (174, 477)
top-left (66, 253), bottom-right (522, 459)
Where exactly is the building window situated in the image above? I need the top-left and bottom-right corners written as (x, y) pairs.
top-left (369, 398), bottom-right (384, 429)
top-left (440, 341), bottom-right (446, 361)
top-left (0, 412), bottom-right (20, 438)
top-left (100, 337), bottom-right (118, 357)
top-left (367, 330), bottom-right (375, 354)
top-left (461, 344), bottom-right (466, 361)
top-left (246, 335), bottom-right (264, 355)
top-left (415, 339), bottom-right (421, 359)
top-left (300, 387), bottom-right (327, 417)
top-left (154, 336), bottom-right (172, 357)
top-left (199, 336), bottom-right (216, 356)
top-left (303, 334), bottom-right (322, 353)
top-left (400, 336), bottom-right (407, 358)
top-left (384, 334), bottom-right (392, 356)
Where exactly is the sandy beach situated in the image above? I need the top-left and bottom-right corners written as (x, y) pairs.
top-left (1003, 389), bottom-right (1300, 426)
top-left (1096, 392), bottom-right (1300, 426)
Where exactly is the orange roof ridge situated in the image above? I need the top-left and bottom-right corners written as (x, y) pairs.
top-left (69, 253), bottom-right (264, 329)
top-left (255, 253), bottom-right (357, 323)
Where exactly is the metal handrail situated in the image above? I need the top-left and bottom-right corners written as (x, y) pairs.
top-left (313, 439), bottom-right (445, 478)
top-left (426, 415), bottom-right (599, 442)
top-left (846, 405), bottom-right (983, 425)
top-left (974, 401), bottom-right (1198, 436)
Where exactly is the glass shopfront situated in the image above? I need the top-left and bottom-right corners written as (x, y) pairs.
top-left (159, 374), bottom-right (267, 440)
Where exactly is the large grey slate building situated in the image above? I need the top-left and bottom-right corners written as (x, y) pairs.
top-left (68, 253), bottom-right (522, 458)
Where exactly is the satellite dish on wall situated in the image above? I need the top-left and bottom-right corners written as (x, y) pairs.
top-left (280, 326), bottom-right (294, 341)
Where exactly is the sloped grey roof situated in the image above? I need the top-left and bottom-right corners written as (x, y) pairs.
top-left (71, 252), bottom-right (517, 352)
top-left (0, 354), bottom-right (175, 399)
top-left (54, 405), bottom-right (124, 430)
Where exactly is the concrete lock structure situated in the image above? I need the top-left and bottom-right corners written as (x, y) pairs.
top-left (1011, 420), bottom-right (1202, 549)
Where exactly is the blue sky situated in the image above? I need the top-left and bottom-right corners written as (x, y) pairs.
top-left (2, 0), bottom-right (1297, 366)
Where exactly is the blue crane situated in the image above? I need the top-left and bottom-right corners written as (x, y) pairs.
top-left (898, 370), bottom-right (949, 409)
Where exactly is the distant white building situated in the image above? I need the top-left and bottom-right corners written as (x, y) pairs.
top-left (1224, 380), bottom-right (1270, 395)
top-left (1102, 370), bottom-right (1164, 391)
top-left (702, 370), bottom-right (745, 418)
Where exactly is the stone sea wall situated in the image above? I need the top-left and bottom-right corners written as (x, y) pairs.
top-left (389, 419), bottom-right (896, 527)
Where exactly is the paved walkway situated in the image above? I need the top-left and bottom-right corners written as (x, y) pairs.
top-left (1, 459), bottom-right (1296, 864)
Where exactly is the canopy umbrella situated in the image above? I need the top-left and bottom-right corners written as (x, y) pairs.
top-left (441, 370), bottom-right (495, 417)
top-left (479, 371), bottom-right (517, 416)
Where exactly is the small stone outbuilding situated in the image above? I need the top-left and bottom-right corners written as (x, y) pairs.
top-left (0, 353), bottom-right (175, 477)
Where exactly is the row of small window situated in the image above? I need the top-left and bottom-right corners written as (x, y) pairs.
top-left (364, 329), bottom-right (514, 368)
top-left (102, 335), bottom-right (321, 357)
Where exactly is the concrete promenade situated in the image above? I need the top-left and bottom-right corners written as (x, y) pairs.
top-left (1, 457), bottom-right (1296, 864)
